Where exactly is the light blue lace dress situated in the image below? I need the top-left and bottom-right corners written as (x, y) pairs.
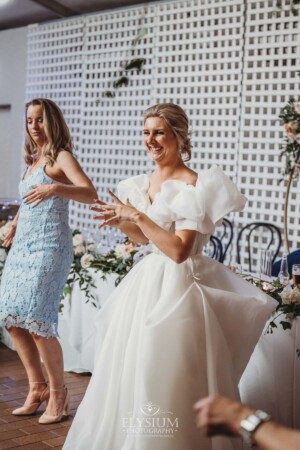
top-left (0, 165), bottom-right (73, 337)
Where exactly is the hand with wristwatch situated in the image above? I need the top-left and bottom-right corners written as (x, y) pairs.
top-left (194, 394), bottom-right (300, 450)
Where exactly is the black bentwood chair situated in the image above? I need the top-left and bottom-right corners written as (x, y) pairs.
top-left (236, 222), bottom-right (282, 274)
top-left (216, 218), bottom-right (234, 263)
top-left (208, 235), bottom-right (224, 262)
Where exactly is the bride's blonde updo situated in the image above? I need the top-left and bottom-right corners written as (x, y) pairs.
top-left (24, 98), bottom-right (73, 166)
top-left (143, 103), bottom-right (192, 161)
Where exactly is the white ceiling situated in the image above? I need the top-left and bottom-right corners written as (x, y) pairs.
top-left (0, 0), bottom-right (158, 31)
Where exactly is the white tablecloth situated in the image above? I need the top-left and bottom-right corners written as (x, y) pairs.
top-left (58, 269), bottom-right (117, 373)
top-left (239, 315), bottom-right (300, 428)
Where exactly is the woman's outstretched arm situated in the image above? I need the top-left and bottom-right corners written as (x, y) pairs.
top-left (92, 192), bottom-right (196, 263)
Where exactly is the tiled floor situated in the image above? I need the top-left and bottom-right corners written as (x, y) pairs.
top-left (0, 343), bottom-right (91, 449)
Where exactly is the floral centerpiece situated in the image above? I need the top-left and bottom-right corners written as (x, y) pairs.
top-left (63, 230), bottom-right (148, 308)
top-left (245, 276), bottom-right (300, 332)
top-left (279, 98), bottom-right (300, 253)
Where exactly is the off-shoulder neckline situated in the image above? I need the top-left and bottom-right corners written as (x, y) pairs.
top-left (144, 173), bottom-right (199, 205)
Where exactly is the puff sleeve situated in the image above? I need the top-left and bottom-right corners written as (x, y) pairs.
top-left (151, 165), bottom-right (247, 234)
top-left (117, 174), bottom-right (150, 214)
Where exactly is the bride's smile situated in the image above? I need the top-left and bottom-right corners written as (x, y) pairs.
top-left (144, 116), bottom-right (179, 163)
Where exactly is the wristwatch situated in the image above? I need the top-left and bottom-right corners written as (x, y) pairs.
top-left (240, 410), bottom-right (271, 447)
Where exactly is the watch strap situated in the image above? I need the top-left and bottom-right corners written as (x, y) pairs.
top-left (240, 410), bottom-right (271, 447)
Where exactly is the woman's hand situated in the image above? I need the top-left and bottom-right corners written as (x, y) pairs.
top-left (2, 222), bottom-right (17, 247)
top-left (91, 191), bottom-right (140, 229)
top-left (24, 184), bottom-right (55, 207)
top-left (193, 395), bottom-right (253, 437)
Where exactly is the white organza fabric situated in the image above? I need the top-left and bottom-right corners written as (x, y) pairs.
top-left (63, 166), bottom-right (276, 450)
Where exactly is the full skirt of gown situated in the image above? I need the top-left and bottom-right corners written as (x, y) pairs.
top-left (63, 252), bottom-right (275, 450)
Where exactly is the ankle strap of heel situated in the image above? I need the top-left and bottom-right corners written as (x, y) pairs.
top-left (50, 386), bottom-right (67, 392)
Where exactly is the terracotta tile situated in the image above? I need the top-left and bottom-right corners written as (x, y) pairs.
top-left (0, 394), bottom-right (26, 402)
top-left (0, 402), bottom-right (20, 411)
top-left (48, 447), bottom-right (63, 450)
top-left (0, 415), bottom-right (29, 423)
top-left (11, 443), bottom-right (52, 450)
top-left (0, 429), bottom-right (27, 441)
top-left (19, 423), bottom-right (64, 434)
top-left (11, 430), bottom-right (58, 445)
top-left (0, 438), bottom-right (21, 449)
top-left (42, 435), bottom-right (65, 447)
top-left (0, 419), bottom-right (33, 432)
top-left (46, 427), bottom-right (69, 437)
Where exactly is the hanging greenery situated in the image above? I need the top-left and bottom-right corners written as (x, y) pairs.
top-left (97, 26), bottom-right (148, 102)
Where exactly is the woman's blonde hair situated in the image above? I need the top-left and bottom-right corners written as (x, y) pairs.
top-left (143, 103), bottom-right (192, 161)
top-left (24, 98), bottom-right (73, 166)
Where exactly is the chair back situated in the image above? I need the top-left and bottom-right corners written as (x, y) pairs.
top-left (208, 235), bottom-right (223, 262)
top-left (215, 218), bottom-right (233, 263)
top-left (236, 222), bottom-right (282, 273)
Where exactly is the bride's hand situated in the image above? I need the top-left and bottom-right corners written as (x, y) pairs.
top-left (90, 191), bottom-right (139, 228)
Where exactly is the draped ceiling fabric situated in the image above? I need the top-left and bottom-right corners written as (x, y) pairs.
top-left (25, 0), bottom-right (300, 263)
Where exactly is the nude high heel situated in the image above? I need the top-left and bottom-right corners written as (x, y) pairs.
top-left (12, 381), bottom-right (49, 415)
top-left (38, 386), bottom-right (70, 424)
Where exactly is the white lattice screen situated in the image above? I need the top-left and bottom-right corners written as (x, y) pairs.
top-left (26, 0), bottom-right (299, 263)
top-left (237, 0), bottom-right (300, 268)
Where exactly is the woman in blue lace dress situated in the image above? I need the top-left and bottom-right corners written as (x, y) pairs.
top-left (0, 98), bottom-right (97, 424)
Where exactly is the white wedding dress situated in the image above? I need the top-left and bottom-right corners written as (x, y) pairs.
top-left (63, 166), bottom-right (276, 450)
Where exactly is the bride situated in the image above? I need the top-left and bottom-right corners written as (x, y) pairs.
top-left (63, 103), bottom-right (275, 450)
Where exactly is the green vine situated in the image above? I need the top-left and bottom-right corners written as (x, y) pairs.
top-left (278, 98), bottom-right (300, 180)
top-left (61, 230), bottom-right (141, 310)
top-left (97, 26), bottom-right (148, 102)
top-left (244, 276), bottom-right (300, 333)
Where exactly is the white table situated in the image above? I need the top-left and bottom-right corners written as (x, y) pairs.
top-left (239, 315), bottom-right (300, 428)
top-left (58, 269), bottom-right (117, 373)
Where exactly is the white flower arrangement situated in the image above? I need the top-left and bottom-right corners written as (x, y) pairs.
top-left (80, 253), bottom-right (95, 269)
top-left (281, 285), bottom-right (300, 305)
top-left (0, 248), bottom-right (7, 264)
top-left (115, 241), bottom-right (138, 258)
top-left (0, 222), bottom-right (11, 280)
top-left (73, 233), bottom-right (85, 246)
top-left (62, 229), bottom-right (149, 307)
top-left (74, 244), bottom-right (86, 256)
top-left (0, 221), bottom-right (12, 242)
top-left (73, 233), bottom-right (86, 256)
